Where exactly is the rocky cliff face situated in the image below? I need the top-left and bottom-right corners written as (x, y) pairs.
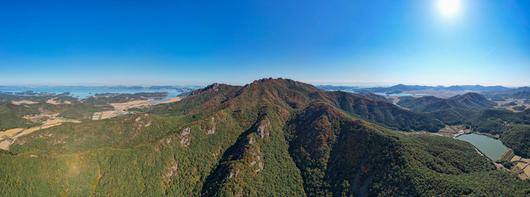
top-left (0, 78), bottom-right (528, 196)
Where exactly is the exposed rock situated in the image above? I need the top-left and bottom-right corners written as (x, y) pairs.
top-left (132, 114), bottom-right (152, 132)
top-left (254, 155), bottom-right (264, 173)
top-left (179, 127), bottom-right (191, 147)
top-left (161, 157), bottom-right (179, 192)
top-left (211, 83), bottom-right (220, 92)
top-left (256, 119), bottom-right (270, 138)
top-left (228, 169), bottom-right (240, 179)
top-left (247, 136), bottom-right (255, 145)
top-left (249, 148), bottom-right (264, 173)
top-left (164, 137), bottom-right (172, 145)
top-left (242, 136), bottom-right (264, 174)
top-left (206, 117), bottom-right (216, 135)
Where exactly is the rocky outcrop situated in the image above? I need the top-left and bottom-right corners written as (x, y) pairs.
top-left (256, 119), bottom-right (270, 138)
top-left (201, 115), bottom-right (268, 196)
top-left (179, 127), bottom-right (191, 147)
top-left (206, 117), bottom-right (216, 135)
top-left (161, 156), bottom-right (179, 193)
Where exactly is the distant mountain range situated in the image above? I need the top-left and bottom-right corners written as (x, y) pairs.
top-left (318, 84), bottom-right (530, 99)
top-left (484, 87), bottom-right (530, 100)
top-left (397, 93), bottom-right (497, 124)
top-left (317, 84), bottom-right (518, 92)
top-left (2, 78), bottom-right (529, 196)
top-left (398, 92), bottom-right (496, 113)
top-left (367, 84), bottom-right (512, 93)
top-left (0, 85), bottom-right (201, 92)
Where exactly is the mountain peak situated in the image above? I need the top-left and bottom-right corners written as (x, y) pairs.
top-left (242, 78), bottom-right (321, 97)
top-left (451, 92), bottom-right (488, 101)
top-left (191, 83), bottom-right (236, 95)
top-left (249, 78), bottom-right (309, 88)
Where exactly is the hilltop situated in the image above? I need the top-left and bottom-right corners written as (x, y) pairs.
top-left (397, 92), bottom-right (496, 124)
top-left (0, 78), bottom-right (528, 196)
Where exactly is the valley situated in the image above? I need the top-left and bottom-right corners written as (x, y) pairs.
top-left (495, 98), bottom-right (529, 112)
top-left (456, 133), bottom-right (509, 161)
top-left (3, 0), bottom-right (528, 195)
top-left (0, 78), bottom-right (529, 196)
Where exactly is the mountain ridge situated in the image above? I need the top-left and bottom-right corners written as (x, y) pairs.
top-left (318, 84), bottom-right (515, 94)
top-left (0, 78), bottom-right (528, 196)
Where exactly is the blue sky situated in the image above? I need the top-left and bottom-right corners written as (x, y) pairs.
top-left (0, 0), bottom-right (529, 86)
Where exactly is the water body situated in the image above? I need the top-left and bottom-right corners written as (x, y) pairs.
top-left (0, 86), bottom-right (198, 99)
top-left (456, 133), bottom-right (509, 161)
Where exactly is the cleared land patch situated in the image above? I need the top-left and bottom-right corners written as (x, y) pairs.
top-left (0, 116), bottom-right (80, 150)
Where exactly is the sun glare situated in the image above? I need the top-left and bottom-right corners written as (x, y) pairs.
top-left (437, 0), bottom-right (461, 19)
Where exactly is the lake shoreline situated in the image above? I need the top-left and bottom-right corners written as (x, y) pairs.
top-left (455, 133), bottom-right (509, 161)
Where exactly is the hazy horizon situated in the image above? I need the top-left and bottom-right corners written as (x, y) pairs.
top-left (1, 2), bottom-right (530, 195)
top-left (0, 78), bottom-right (527, 88)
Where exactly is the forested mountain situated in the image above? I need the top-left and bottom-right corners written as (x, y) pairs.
top-left (485, 87), bottom-right (530, 100)
top-left (0, 78), bottom-right (528, 196)
top-left (470, 109), bottom-right (530, 157)
top-left (398, 92), bottom-right (495, 112)
top-left (397, 93), bottom-right (496, 124)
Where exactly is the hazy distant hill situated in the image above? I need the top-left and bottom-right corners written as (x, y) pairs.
top-left (470, 109), bottom-right (530, 157)
top-left (367, 84), bottom-right (511, 93)
top-left (485, 87), bottom-right (530, 100)
top-left (0, 79), bottom-right (528, 196)
top-left (315, 85), bottom-right (361, 92)
top-left (0, 85), bottom-right (199, 99)
top-left (397, 92), bottom-right (496, 124)
top-left (318, 84), bottom-right (513, 95)
top-left (399, 93), bottom-right (496, 112)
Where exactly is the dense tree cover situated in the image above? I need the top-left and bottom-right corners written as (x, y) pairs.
top-left (285, 102), bottom-right (529, 196)
top-left (470, 110), bottom-right (530, 132)
top-left (513, 105), bottom-right (527, 111)
top-left (0, 100), bottom-right (112, 129)
top-left (399, 93), bottom-right (530, 159)
top-left (326, 92), bottom-right (444, 132)
top-left (0, 79), bottom-right (529, 196)
top-left (0, 104), bottom-right (38, 130)
top-left (466, 109), bottom-right (530, 157)
top-left (397, 93), bottom-right (497, 125)
top-left (500, 125), bottom-right (530, 157)
top-left (485, 87), bottom-right (530, 100)
top-left (398, 93), bottom-right (496, 113)
top-left (0, 92), bottom-right (77, 103)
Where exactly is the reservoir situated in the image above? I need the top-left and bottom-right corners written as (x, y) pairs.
top-left (456, 133), bottom-right (509, 161)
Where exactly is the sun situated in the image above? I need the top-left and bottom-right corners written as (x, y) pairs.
top-left (437, 0), bottom-right (461, 19)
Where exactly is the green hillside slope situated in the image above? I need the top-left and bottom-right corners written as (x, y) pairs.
top-left (0, 79), bottom-right (528, 196)
top-left (398, 93), bottom-right (496, 124)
